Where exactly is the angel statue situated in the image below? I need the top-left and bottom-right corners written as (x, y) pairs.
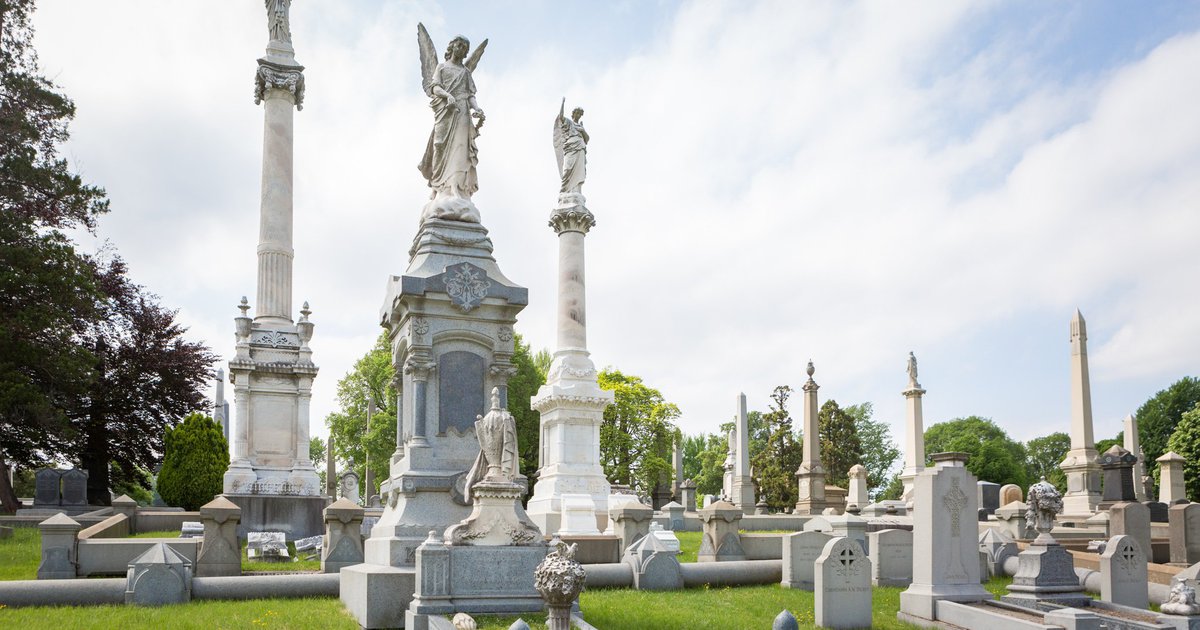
top-left (553, 99), bottom-right (589, 197)
top-left (265, 0), bottom-right (291, 44)
top-left (417, 23), bottom-right (488, 224)
top-left (906, 351), bottom-right (919, 386)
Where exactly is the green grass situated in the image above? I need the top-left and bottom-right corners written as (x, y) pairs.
top-left (676, 530), bottom-right (701, 563)
top-left (241, 539), bottom-right (321, 573)
top-left (0, 597), bottom-right (358, 629)
top-left (130, 530), bottom-right (183, 539)
top-left (0, 527), bottom-right (39, 580)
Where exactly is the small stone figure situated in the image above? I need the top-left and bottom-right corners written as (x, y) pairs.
top-left (1162, 581), bottom-right (1200, 616)
top-left (552, 99), bottom-right (588, 196)
top-left (265, 0), bottom-right (291, 44)
top-left (464, 388), bottom-right (520, 501)
top-left (1026, 477), bottom-right (1063, 544)
top-left (535, 537), bottom-right (587, 630)
top-left (906, 351), bottom-right (919, 387)
top-left (416, 23), bottom-right (488, 223)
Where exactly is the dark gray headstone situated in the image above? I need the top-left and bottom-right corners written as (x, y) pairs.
top-left (437, 351), bottom-right (485, 434)
top-left (33, 468), bottom-right (62, 507)
top-left (977, 481), bottom-right (1000, 515)
top-left (1145, 501), bottom-right (1169, 523)
top-left (60, 469), bottom-right (88, 506)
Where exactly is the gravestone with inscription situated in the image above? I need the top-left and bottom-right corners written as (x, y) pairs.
top-left (781, 530), bottom-right (832, 590)
top-left (898, 458), bottom-right (991, 624)
top-left (1171, 503), bottom-right (1200, 566)
top-left (1100, 534), bottom-right (1149, 608)
top-left (869, 528), bottom-right (913, 587)
top-left (60, 468), bottom-right (88, 507)
top-left (247, 531), bottom-right (290, 562)
top-left (815, 536), bottom-right (872, 629)
top-left (33, 468), bottom-right (62, 508)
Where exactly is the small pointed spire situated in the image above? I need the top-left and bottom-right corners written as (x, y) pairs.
top-left (300, 300), bottom-right (311, 321)
top-left (238, 296), bottom-right (250, 316)
top-left (490, 386), bottom-right (501, 410)
top-left (216, 367), bottom-right (225, 378)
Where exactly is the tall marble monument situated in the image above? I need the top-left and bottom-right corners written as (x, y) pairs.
top-left (1060, 310), bottom-right (1101, 520)
top-left (731, 393), bottom-right (756, 514)
top-left (1124, 413), bottom-right (1148, 502)
top-left (221, 1), bottom-right (323, 537)
top-left (900, 352), bottom-right (926, 502)
top-left (794, 361), bottom-right (827, 515)
top-left (527, 100), bottom-right (613, 534)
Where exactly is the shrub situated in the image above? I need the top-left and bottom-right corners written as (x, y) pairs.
top-left (157, 413), bottom-right (229, 510)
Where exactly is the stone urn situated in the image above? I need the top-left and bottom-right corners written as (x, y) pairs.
top-left (534, 537), bottom-right (586, 630)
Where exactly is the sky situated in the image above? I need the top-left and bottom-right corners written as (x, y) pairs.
top-left (30, 1), bottom-right (1200, 463)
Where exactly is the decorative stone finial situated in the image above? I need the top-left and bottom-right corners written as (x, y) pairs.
top-left (238, 296), bottom-right (250, 316)
top-left (535, 538), bottom-right (586, 630)
top-left (300, 300), bottom-right (311, 321)
top-left (806, 360), bottom-right (815, 378)
top-left (1025, 477), bottom-right (1063, 545)
top-left (490, 386), bottom-right (501, 410)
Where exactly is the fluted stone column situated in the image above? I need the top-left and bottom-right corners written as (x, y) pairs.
top-left (1061, 310), bottom-right (1101, 519)
top-left (900, 353), bottom-right (926, 502)
top-left (795, 361), bottom-right (826, 515)
top-left (528, 202), bottom-right (614, 535)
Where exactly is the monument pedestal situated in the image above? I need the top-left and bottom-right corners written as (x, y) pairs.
top-left (794, 464), bottom-right (827, 516)
top-left (223, 493), bottom-right (327, 540)
top-left (1060, 448), bottom-right (1101, 521)
top-left (1002, 541), bottom-right (1090, 607)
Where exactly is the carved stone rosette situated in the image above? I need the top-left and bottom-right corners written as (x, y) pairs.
top-left (548, 207), bottom-right (596, 235)
top-left (535, 538), bottom-right (587, 630)
top-left (254, 60), bottom-right (306, 110)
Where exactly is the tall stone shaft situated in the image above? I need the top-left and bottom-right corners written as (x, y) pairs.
top-left (255, 91), bottom-right (295, 324)
top-left (900, 354), bottom-right (927, 501)
top-left (794, 360), bottom-right (826, 515)
top-left (555, 228), bottom-right (587, 352)
top-left (1124, 414), bottom-right (1147, 501)
top-left (1061, 309), bottom-right (1101, 519)
top-left (731, 392), bottom-right (756, 514)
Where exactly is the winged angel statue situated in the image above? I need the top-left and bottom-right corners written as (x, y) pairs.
top-left (417, 24), bottom-right (487, 223)
top-left (552, 99), bottom-right (588, 197)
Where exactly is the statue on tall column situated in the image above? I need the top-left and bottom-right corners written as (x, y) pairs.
top-left (417, 23), bottom-right (488, 224)
top-left (906, 351), bottom-right (919, 387)
top-left (553, 99), bottom-right (588, 197)
top-left (265, 0), bottom-right (291, 44)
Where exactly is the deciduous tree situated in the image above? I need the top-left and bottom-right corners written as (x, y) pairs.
top-left (751, 386), bottom-right (802, 510)
top-left (844, 402), bottom-right (900, 498)
top-left (1166, 403), bottom-right (1200, 503)
top-left (598, 369), bottom-right (680, 498)
top-left (1026, 432), bottom-right (1070, 492)
top-left (818, 399), bottom-right (863, 489)
top-left (924, 416), bottom-right (1028, 488)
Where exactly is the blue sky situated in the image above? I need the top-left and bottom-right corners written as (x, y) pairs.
top-left (31, 1), bottom-right (1200, 473)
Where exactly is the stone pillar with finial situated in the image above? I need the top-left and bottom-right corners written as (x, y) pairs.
top-left (1060, 309), bottom-right (1101, 520)
top-left (794, 360), bottom-right (827, 515)
top-left (900, 351), bottom-right (926, 503)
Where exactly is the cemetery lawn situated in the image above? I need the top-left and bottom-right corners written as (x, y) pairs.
top-left (675, 530), bottom-right (701, 562)
top-left (0, 527), bottom-right (39, 580)
top-left (0, 597), bottom-right (358, 629)
top-left (242, 539), bottom-right (322, 572)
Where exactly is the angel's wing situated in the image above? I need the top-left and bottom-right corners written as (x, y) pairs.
top-left (552, 99), bottom-right (566, 176)
top-left (417, 23), bottom-right (438, 97)
top-left (464, 38), bottom-right (488, 72)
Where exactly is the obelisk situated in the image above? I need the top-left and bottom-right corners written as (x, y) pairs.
top-left (794, 360), bottom-right (826, 515)
top-left (1123, 414), bottom-right (1147, 501)
top-left (221, 1), bottom-right (323, 538)
top-left (900, 352), bottom-right (926, 502)
top-left (527, 107), bottom-right (614, 533)
top-left (1060, 309), bottom-right (1101, 520)
top-left (732, 393), bottom-right (757, 514)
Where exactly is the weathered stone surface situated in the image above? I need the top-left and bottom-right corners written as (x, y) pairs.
top-left (977, 481), bottom-right (1000, 516)
top-left (781, 530), bottom-right (831, 590)
top-left (37, 512), bottom-right (81, 579)
top-left (195, 496), bottom-right (241, 577)
top-left (978, 528), bottom-right (1018, 579)
top-left (623, 526), bottom-right (682, 591)
top-left (247, 531), bottom-right (289, 562)
top-left (804, 513), bottom-right (868, 554)
top-left (815, 536), bottom-right (872, 629)
top-left (1171, 504), bottom-right (1200, 566)
top-left (124, 543), bottom-right (192, 606)
top-left (1004, 540), bottom-right (1089, 607)
top-left (869, 528), bottom-right (913, 587)
top-left (1160, 452), bottom-right (1189, 505)
top-left (609, 501), bottom-right (654, 551)
top-left (1100, 534), bottom-right (1149, 609)
top-left (322, 497), bottom-right (364, 573)
top-left (33, 468), bottom-right (62, 507)
top-left (340, 563), bottom-right (416, 629)
top-left (697, 500), bottom-right (744, 562)
top-left (772, 609), bottom-right (800, 630)
top-left (60, 468), bottom-right (88, 507)
top-left (999, 484), bottom-right (1023, 507)
top-left (1111, 501), bottom-right (1152, 560)
top-left (558, 493), bottom-right (600, 536)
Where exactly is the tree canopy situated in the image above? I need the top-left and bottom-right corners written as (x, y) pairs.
top-left (598, 369), bottom-right (680, 497)
top-left (1136, 377), bottom-right (1200, 486)
top-left (818, 399), bottom-right (863, 489)
top-left (1025, 431), bottom-right (1069, 492)
top-left (325, 333), bottom-right (396, 497)
top-left (750, 386), bottom-right (802, 510)
top-left (924, 416), bottom-right (1028, 488)
top-left (844, 402), bottom-right (900, 499)
top-left (1165, 403), bottom-right (1200, 503)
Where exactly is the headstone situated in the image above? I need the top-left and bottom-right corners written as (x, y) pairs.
top-left (33, 468), bottom-right (62, 507)
top-left (977, 481), bottom-right (1000, 516)
top-left (623, 524), bottom-right (682, 590)
top-left (697, 500), bottom-right (744, 562)
top-left (772, 610), bottom-right (800, 630)
top-left (999, 484), bottom-right (1022, 507)
top-left (36, 512), bottom-right (81, 579)
top-left (338, 469), bottom-right (361, 506)
top-left (368, 495), bottom-right (382, 509)
top-left (661, 501), bottom-right (685, 530)
top-left (609, 501), bottom-right (653, 551)
top-left (847, 465), bottom-right (869, 512)
top-left (1172, 504), bottom-right (1200, 566)
top-left (60, 468), bottom-right (88, 507)
top-left (295, 535), bottom-right (323, 552)
top-left (869, 528), bottom-right (913, 587)
top-left (1099, 444), bottom-right (1138, 509)
top-left (815, 536), bottom-right (872, 629)
top-left (124, 543), bottom-right (193, 606)
top-left (680, 479), bottom-right (697, 513)
top-left (701, 494), bottom-right (717, 509)
top-left (995, 500), bottom-right (1030, 540)
top-left (803, 513), bottom-right (868, 554)
top-left (180, 521), bottom-right (204, 538)
top-left (755, 496), bottom-right (770, 515)
top-left (1160, 452), bottom-right (1188, 505)
top-left (323, 497), bottom-right (365, 573)
top-left (1111, 501), bottom-right (1152, 560)
top-left (781, 530), bottom-right (832, 590)
top-left (559, 493), bottom-right (600, 535)
top-left (898, 462), bottom-right (991, 622)
top-left (195, 496), bottom-right (241, 577)
top-left (1147, 501), bottom-right (1170, 523)
top-left (1100, 534), bottom-right (1149, 609)
top-left (247, 531), bottom-right (290, 562)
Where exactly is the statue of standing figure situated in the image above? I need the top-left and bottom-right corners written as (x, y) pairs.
top-left (553, 99), bottom-right (589, 197)
top-left (265, 0), bottom-right (291, 44)
top-left (464, 387), bottom-right (520, 501)
top-left (416, 23), bottom-right (488, 224)
top-left (906, 351), bottom-right (919, 387)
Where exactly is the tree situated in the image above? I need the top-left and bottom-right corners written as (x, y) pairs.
top-left (1025, 432), bottom-right (1070, 492)
top-left (818, 399), bottom-right (863, 489)
top-left (924, 416), bottom-right (1028, 488)
top-left (877, 474), bottom-right (904, 501)
top-left (750, 386), bottom-right (802, 510)
top-left (0, 0), bottom-right (110, 512)
top-left (157, 413), bottom-right (229, 511)
top-left (598, 369), bottom-right (680, 497)
top-left (507, 334), bottom-right (546, 482)
top-left (325, 333), bottom-right (396, 496)
top-left (1136, 377), bottom-right (1200, 487)
top-left (1166, 403), bottom-right (1200, 503)
top-left (70, 256), bottom-right (216, 505)
top-left (844, 402), bottom-right (900, 498)
top-left (310, 436), bottom-right (326, 487)
top-left (688, 432), bottom-right (728, 501)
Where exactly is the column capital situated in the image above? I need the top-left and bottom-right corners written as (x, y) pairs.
top-left (254, 58), bottom-right (305, 110)
top-left (549, 206), bottom-right (596, 235)
top-left (403, 356), bottom-right (436, 381)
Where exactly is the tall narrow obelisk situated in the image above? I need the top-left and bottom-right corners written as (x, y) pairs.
top-left (1123, 414), bottom-right (1147, 501)
top-left (1060, 309), bottom-right (1101, 520)
top-left (900, 352), bottom-right (926, 502)
top-left (731, 393), bottom-right (756, 514)
top-left (527, 102), bottom-right (614, 534)
top-left (794, 360), bottom-right (826, 515)
top-left (222, 2), bottom-right (322, 537)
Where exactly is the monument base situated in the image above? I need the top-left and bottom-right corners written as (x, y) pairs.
top-left (898, 582), bottom-right (993, 622)
top-left (222, 493), bottom-right (328, 540)
top-left (340, 563), bottom-right (416, 629)
top-left (410, 544), bottom-right (548, 616)
top-left (1002, 542), bottom-right (1090, 608)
